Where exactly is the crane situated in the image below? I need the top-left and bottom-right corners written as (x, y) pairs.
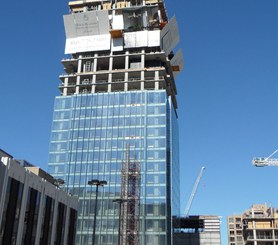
top-left (252, 149), bottom-right (278, 167)
top-left (184, 166), bottom-right (205, 217)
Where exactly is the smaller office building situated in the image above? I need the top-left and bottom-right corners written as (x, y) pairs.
top-left (173, 215), bottom-right (221, 245)
top-left (0, 149), bottom-right (78, 245)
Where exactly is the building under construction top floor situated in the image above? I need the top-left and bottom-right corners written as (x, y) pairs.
top-left (228, 204), bottom-right (278, 245)
top-left (173, 215), bottom-right (221, 245)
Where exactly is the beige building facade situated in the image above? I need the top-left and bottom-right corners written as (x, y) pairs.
top-left (228, 204), bottom-right (278, 245)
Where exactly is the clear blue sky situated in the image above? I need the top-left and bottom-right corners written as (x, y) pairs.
top-left (0, 0), bottom-right (277, 244)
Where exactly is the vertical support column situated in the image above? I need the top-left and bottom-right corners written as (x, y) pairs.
top-left (109, 54), bottom-right (113, 71)
top-left (272, 219), bottom-right (275, 243)
top-left (50, 188), bottom-right (59, 245)
top-left (142, 5), bottom-right (147, 26)
top-left (76, 55), bottom-right (83, 94)
top-left (91, 54), bottom-right (98, 93)
top-left (140, 49), bottom-right (145, 90)
top-left (155, 71), bottom-right (159, 90)
top-left (63, 77), bottom-right (69, 96)
top-left (92, 75), bottom-right (96, 93)
top-left (0, 158), bottom-right (9, 225)
top-left (93, 54), bottom-right (98, 72)
top-left (34, 180), bottom-right (46, 245)
top-left (252, 208), bottom-right (257, 245)
top-left (108, 55), bottom-right (113, 92)
top-left (108, 77), bottom-right (112, 92)
top-left (125, 51), bottom-right (129, 91)
top-left (63, 205), bottom-right (70, 245)
top-left (15, 171), bottom-right (29, 245)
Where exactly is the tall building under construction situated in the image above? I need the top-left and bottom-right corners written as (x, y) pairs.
top-left (47, 0), bottom-right (183, 244)
top-left (228, 204), bottom-right (278, 245)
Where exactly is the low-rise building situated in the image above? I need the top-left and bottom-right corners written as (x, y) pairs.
top-left (0, 149), bottom-right (78, 245)
top-left (228, 204), bottom-right (278, 245)
top-left (173, 215), bottom-right (221, 245)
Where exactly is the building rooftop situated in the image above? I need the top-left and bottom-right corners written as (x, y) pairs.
top-left (173, 215), bottom-right (221, 231)
top-left (0, 149), bottom-right (13, 159)
top-left (0, 149), bottom-right (60, 186)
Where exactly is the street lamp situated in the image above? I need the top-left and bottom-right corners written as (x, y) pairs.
top-left (113, 198), bottom-right (127, 245)
top-left (88, 179), bottom-right (107, 245)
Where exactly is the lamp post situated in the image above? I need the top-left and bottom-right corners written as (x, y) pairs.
top-left (88, 179), bottom-right (107, 245)
top-left (113, 198), bottom-right (127, 245)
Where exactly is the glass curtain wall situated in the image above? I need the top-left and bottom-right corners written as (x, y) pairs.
top-left (48, 90), bottom-right (178, 245)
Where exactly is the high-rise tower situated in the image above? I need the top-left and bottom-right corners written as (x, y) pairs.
top-left (48, 0), bottom-right (183, 244)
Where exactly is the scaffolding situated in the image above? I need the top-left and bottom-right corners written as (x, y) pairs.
top-left (119, 145), bottom-right (140, 245)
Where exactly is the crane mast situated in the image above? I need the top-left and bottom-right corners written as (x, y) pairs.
top-left (252, 149), bottom-right (278, 167)
top-left (184, 166), bottom-right (205, 217)
top-left (119, 145), bottom-right (140, 245)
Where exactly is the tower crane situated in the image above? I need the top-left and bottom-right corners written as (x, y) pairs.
top-left (252, 149), bottom-right (278, 167)
top-left (184, 166), bottom-right (205, 217)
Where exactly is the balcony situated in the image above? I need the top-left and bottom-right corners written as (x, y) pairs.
top-left (247, 235), bottom-right (274, 240)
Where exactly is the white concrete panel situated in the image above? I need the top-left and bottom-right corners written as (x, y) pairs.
top-left (136, 31), bottom-right (148, 47)
top-left (148, 30), bottom-right (160, 47)
top-left (112, 14), bottom-right (124, 30)
top-left (124, 31), bottom-right (160, 48)
top-left (161, 15), bottom-right (180, 55)
top-left (64, 10), bottom-right (109, 39)
top-left (65, 34), bottom-right (111, 54)
top-left (124, 32), bottom-right (136, 48)
top-left (98, 10), bottom-right (110, 34)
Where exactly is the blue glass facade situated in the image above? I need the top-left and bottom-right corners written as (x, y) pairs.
top-left (48, 90), bottom-right (179, 245)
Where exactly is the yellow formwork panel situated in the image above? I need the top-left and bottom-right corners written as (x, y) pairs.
top-left (145, 0), bottom-right (159, 3)
top-left (103, 3), bottom-right (112, 9)
top-left (116, 2), bottom-right (129, 8)
top-left (255, 221), bottom-right (272, 229)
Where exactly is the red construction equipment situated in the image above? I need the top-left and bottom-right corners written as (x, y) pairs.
top-left (119, 145), bottom-right (140, 245)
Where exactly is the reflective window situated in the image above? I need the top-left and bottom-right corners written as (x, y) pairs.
top-left (55, 202), bottom-right (67, 245)
top-left (40, 196), bottom-right (55, 245)
top-left (22, 188), bottom-right (41, 245)
top-left (0, 178), bottom-right (24, 245)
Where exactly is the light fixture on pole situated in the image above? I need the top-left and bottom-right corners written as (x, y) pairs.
top-left (113, 198), bottom-right (127, 245)
top-left (88, 179), bottom-right (107, 245)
